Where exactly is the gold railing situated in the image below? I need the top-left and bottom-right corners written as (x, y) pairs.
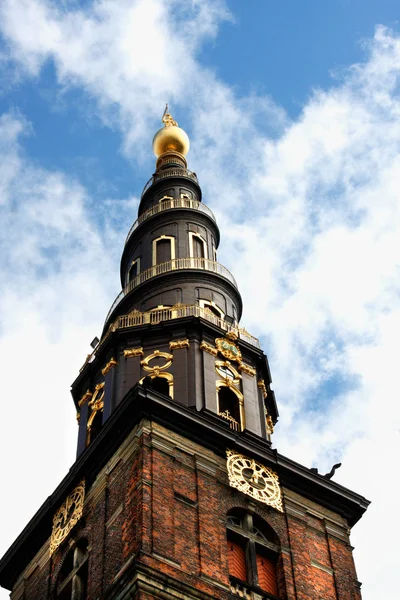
top-left (104, 304), bottom-right (258, 345)
top-left (125, 198), bottom-right (216, 245)
top-left (219, 410), bottom-right (240, 431)
top-left (105, 258), bottom-right (238, 323)
top-left (141, 167), bottom-right (198, 196)
top-left (80, 305), bottom-right (260, 372)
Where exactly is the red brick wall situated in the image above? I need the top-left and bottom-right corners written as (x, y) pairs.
top-left (13, 422), bottom-right (362, 600)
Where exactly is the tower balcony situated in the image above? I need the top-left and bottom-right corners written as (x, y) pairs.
top-left (105, 257), bottom-right (238, 325)
top-left (141, 167), bottom-right (198, 197)
top-left (125, 197), bottom-right (216, 246)
top-left (97, 304), bottom-right (260, 356)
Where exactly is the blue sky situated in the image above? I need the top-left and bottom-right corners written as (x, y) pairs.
top-left (0, 1), bottom-right (399, 598)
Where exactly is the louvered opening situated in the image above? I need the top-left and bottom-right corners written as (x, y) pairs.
top-left (227, 539), bottom-right (247, 582)
top-left (256, 552), bottom-right (278, 596)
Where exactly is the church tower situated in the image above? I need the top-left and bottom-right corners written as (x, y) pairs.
top-left (0, 112), bottom-right (369, 600)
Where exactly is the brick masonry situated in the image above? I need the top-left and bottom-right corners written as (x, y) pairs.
top-left (10, 420), bottom-right (362, 600)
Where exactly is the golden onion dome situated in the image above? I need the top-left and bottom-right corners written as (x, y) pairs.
top-left (152, 107), bottom-right (190, 158)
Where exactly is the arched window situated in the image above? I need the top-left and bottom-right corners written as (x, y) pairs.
top-left (140, 372), bottom-right (174, 399)
top-left (218, 387), bottom-right (241, 428)
top-left (143, 375), bottom-right (169, 397)
top-left (189, 232), bottom-right (207, 260)
top-left (226, 510), bottom-right (281, 598)
top-left (199, 299), bottom-right (225, 319)
top-left (152, 235), bottom-right (176, 266)
top-left (57, 540), bottom-right (88, 600)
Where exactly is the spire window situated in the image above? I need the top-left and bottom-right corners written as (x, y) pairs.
top-left (199, 299), bottom-right (225, 319)
top-left (127, 258), bottom-right (140, 284)
top-left (189, 232), bottom-right (208, 260)
top-left (216, 362), bottom-right (244, 431)
top-left (152, 235), bottom-right (176, 266)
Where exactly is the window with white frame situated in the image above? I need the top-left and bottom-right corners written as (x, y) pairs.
top-left (189, 231), bottom-right (207, 259)
top-left (152, 235), bottom-right (176, 265)
top-left (199, 299), bottom-right (225, 318)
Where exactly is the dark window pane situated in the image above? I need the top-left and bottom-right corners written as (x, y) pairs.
top-left (156, 239), bottom-right (171, 264)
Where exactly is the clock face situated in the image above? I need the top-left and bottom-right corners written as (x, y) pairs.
top-left (50, 481), bottom-right (85, 555)
top-left (226, 451), bottom-right (283, 512)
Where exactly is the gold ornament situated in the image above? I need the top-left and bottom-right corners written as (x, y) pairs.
top-left (238, 363), bottom-right (256, 377)
top-left (257, 379), bottom-right (268, 398)
top-left (101, 357), bottom-right (117, 376)
top-left (78, 390), bottom-right (92, 407)
top-left (200, 341), bottom-right (218, 356)
top-left (169, 339), bottom-right (190, 350)
top-left (215, 337), bottom-right (242, 363)
top-left (266, 414), bottom-right (274, 435)
top-left (50, 481), bottom-right (85, 555)
top-left (215, 360), bottom-right (241, 384)
top-left (88, 383), bottom-right (105, 412)
top-left (226, 451), bottom-right (283, 512)
top-left (141, 350), bottom-right (173, 372)
top-left (124, 347), bottom-right (144, 358)
top-left (152, 105), bottom-right (190, 157)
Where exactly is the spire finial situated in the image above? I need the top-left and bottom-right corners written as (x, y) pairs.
top-left (162, 104), bottom-right (178, 127)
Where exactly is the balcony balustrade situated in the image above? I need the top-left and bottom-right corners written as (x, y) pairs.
top-left (125, 197), bottom-right (216, 246)
top-left (105, 258), bottom-right (238, 324)
top-left (141, 167), bottom-right (198, 196)
top-left (79, 304), bottom-right (260, 372)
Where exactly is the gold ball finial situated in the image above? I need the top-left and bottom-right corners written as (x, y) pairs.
top-left (152, 105), bottom-right (190, 158)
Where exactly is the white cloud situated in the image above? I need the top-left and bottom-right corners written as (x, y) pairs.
top-left (0, 1), bottom-right (399, 598)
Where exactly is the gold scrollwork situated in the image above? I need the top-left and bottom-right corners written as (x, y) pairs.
top-left (101, 357), bottom-right (117, 376)
top-left (76, 412), bottom-right (80, 424)
top-left (219, 410), bottom-right (240, 431)
top-left (215, 360), bottom-right (241, 384)
top-left (257, 379), bottom-right (268, 398)
top-left (124, 347), bottom-right (144, 358)
top-left (50, 481), bottom-right (85, 555)
top-left (200, 341), bottom-right (218, 356)
top-left (169, 339), bottom-right (190, 350)
top-left (238, 363), bottom-right (256, 377)
top-left (78, 390), bottom-right (92, 407)
top-left (215, 337), bottom-right (242, 363)
top-left (266, 414), bottom-right (274, 435)
top-left (226, 330), bottom-right (238, 341)
top-left (226, 451), bottom-right (283, 512)
top-left (141, 350), bottom-right (173, 372)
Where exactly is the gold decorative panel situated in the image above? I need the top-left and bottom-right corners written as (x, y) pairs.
top-left (215, 337), bottom-right (242, 362)
top-left (141, 350), bottom-right (173, 372)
